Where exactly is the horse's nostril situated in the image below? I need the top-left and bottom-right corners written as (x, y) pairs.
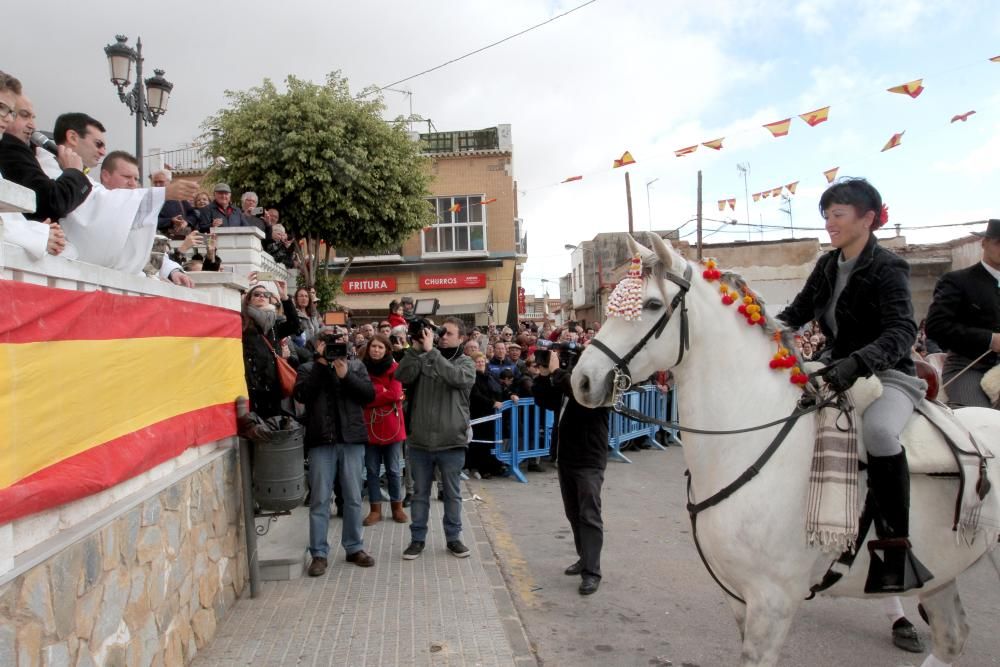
top-left (580, 376), bottom-right (590, 394)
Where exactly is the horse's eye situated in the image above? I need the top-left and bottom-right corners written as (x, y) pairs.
top-left (644, 299), bottom-right (663, 311)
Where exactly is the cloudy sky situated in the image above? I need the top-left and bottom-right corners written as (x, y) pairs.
top-left (6, 0), bottom-right (999, 295)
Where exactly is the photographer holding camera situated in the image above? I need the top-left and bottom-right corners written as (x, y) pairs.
top-left (395, 316), bottom-right (476, 560)
top-left (294, 328), bottom-right (377, 576)
top-left (532, 347), bottom-right (609, 596)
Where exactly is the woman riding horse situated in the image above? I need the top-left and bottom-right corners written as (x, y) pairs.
top-left (778, 177), bottom-right (931, 594)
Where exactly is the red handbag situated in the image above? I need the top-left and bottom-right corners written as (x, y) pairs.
top-left (263, 336), bottom-right (297, 398)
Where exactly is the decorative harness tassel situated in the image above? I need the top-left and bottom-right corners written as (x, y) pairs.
top-left (605, 253), bottom-right (644, 321)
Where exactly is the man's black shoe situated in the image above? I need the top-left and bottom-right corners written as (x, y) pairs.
top-left (564, 561), bottom-right (583, 576)
top-left (402, 541), bottom-right (425, 560)
top-left (579, 575), bottom-right (600, 595)
top-left (891, 618), bottom-right (925, 653)
top-left (402, 493), bottom-right (412, 508)
top-left (447, 540), bottom-right (471, 558)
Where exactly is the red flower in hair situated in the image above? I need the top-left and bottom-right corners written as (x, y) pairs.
top-left (875, 204), bottom-right (890, 229)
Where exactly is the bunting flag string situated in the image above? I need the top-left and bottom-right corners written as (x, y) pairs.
top-left (718, 199), bottom-right (727, 211)
top-left (727, 198), bottom-right (736, 211)
top-left (991, 55), bottom-right (1000, 62)
top-left (675, 144), bottom-right (699, 157)
top-left (702, 138), bottom-right (724, 150)
top-left (824, 167), bottom-right (840, 183)
top-left (752, 192), bottom-right (761, 202)
top-left (480, 197), bottom-right (497, 205)
top-left (448, 202), bottom-right (463, 213)
top-left (799, 106), bottom-right (831, 127)
top-left (887, 79), bottom-right (925, 98)
top-left (785, 181), bottom-right (799, 194)
top-left (562, 175), bottom-right (583, 183)
top-left (612, 151), bottom-right (636, 168)
top-left (881, 131), bottom-right (905, 152)
top-left (763, 118), bottom-right (792, 138)
top-left (950, 110), bottom-right (976, 123)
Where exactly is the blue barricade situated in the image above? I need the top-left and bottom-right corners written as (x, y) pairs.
top-left (607, 385), bottom-right (680, 463)
top-left (474, 398), bottom-right (553, 484)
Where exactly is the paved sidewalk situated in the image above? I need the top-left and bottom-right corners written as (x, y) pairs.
top-left (194, 486), bottom-right (535, 666)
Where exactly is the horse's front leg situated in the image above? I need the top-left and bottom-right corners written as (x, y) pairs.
top-left (739, 586), bottom-right (802, 667)
top-left (918, 580), bottom-right (969, 667)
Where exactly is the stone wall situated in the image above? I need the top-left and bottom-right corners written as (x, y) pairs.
top-left (0, 449), bottom-right (246, 667)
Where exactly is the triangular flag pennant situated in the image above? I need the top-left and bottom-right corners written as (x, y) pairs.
top-left (887, 79), bottom-right (924, 98)
top-left (727, 199), bottom-right (736, 211)
top-left (562, 175), bottom-right (583, 183)
top-left (752, 193), bottom-right (761, 202)
top-left (771, 187), bottom-right (783, 197)
top-left (823, 167), bottom-right (839, 183)
top-left (881, 131), bottom-right (905, 152)
top-left (612, 151), bottom-right (636, 168)
top-left (799, 106), bottom-right (830, 127)
top-left (448, 203), bottom-right (463, 213)
top-left (702, 138), bottom-right (724, 150)
top-left (479, 198), bottom-right (497, 205)
top-left (674, 145), bottom-right (699, 157)
top-left (761, 190), bottom-right (771, 199)
top-left (785, 181), bottom-right (799, 195)
top-left (990, 55), bottom-right (1000, 62)
top-left (763, 118), bottom-right (792, 137)
top-left (951, 110), bottom-right (976, 123)
top-left (718, 200), bottom-right (726, 212)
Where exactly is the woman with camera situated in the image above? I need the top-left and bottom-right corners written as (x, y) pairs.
top-left (241, 279), bottom-right (301, 418)
top-left (361, 335), bottom-right (408, 525)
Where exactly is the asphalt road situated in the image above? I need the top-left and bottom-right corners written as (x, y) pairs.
top-left (468, 446), bottom-right (1000, 667)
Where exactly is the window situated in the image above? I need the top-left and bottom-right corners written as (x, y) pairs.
top-left (423, 195), bottom-right (487, 255)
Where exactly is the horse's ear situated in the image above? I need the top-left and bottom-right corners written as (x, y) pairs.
top-left (627, 235), bottom-right (655, 265)
top-left (648, 232), bottom-right (682, 272)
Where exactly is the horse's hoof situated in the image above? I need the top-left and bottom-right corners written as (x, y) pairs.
top-left (891, 618), bottom-right (925, 653)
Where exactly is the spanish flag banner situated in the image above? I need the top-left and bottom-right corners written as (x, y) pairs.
top-left (881, 131), bottom-right (905, 152)
top-left (799, 106), bottom-right (830, 127)
top-left (823, 167), bottom-right (840, 183)
top-left (771, 187), bottom-right (783, 197)
top-left (674, 145), bottom-right (698, 157)
top-left (718, 200), bottom-right (726, 212)
top-left (727, 199), bottom-right (736, 211)
top-left (785, 181), bottom-right (799, 195)
top-left (991, 55), bottom-right (1000, 62)
top-left (752, 193), bottom-right (761, 202)
top-left (479, 198), bottom-right (497, 205)
top-left (0, 281), bottom-right (246, 524)
top-left (613, 151), bottom-right (636, 168)
top-left (448, 203), bottom-right (463, 213)
top-left (562, 175), bottom-right (583, 183)
top-left (950, 111), bottom-right (975, 123)
top-left (763, 118), bottom-right (792, 138)
top-left (702, 138), bottom-right (724, 150)
top-left (887, 79), bottom-right (924, 98)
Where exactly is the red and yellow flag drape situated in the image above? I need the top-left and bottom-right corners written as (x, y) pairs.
top-left (0, 281), bottom-right (247, 524)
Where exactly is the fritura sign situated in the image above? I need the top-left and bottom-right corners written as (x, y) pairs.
top-left (419, 273), bottom-right (487, 290)
top-left (342, 277), bottom-right (397, 293)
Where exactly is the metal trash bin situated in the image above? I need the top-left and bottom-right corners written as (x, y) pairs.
top-left (248, 416), bottom-right (307, 512)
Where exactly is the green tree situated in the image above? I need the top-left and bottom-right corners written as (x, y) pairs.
top-left (202, 72), bottom-right (435, 299)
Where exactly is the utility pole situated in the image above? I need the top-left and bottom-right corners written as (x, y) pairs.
top-left (625, 171), bottom-right (634, 233)
top-left (737, 162), bottom-right (751, 241)
top-left (696, 170), bottom-right (703, 261)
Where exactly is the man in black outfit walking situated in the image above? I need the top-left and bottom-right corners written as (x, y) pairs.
top-left (532, 348), bottom-right (609, 595)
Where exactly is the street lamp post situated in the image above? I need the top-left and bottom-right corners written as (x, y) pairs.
top-left (645, 177), bottom-right (659, 232)
top-left (104, 35), bottom-right (174, 183)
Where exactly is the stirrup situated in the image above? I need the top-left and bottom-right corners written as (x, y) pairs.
top-left (864, 537), bottom-right (933, 594)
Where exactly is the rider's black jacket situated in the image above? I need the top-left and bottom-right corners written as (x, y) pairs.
top-left (778, 234), bottom-right (917, 376)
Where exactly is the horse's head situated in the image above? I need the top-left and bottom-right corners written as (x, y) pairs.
top-left (572, 233), bottom-right (691, 408)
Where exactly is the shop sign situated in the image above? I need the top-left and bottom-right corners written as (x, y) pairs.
top-left (419, 272), bottom-right (487, 290)
top-left (342, 277), bottom-right (397, 293)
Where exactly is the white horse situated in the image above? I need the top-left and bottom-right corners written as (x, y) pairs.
top-left (571, 233), bottom-right (1000, 667)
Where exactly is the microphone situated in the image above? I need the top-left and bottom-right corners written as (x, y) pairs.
top-left (30, 131), bottom-right (59, 155)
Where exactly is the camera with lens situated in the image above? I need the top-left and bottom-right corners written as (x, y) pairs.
top-left (318, 331), bottom-right (349, 361)
top-left (408, 317), bottom-right (443, 342)
top-left (535, 340), bottom-right (580, 370)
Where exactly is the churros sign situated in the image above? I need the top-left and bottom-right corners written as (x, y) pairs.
top-left (418, 273), bottom-right (487, 290)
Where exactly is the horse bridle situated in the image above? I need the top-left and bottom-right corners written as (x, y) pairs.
top-left (588, 263), bottom-right (693, 406)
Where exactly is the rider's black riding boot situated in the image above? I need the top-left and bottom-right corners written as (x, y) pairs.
top-left (864, 451), bottom-right (933, 594)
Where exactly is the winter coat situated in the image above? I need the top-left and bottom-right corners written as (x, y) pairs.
top-left (469, 371), bottom-right (502, 444)
top-left (364, 360), bottom-right (407, 445)
top-left (925, 263), bottom-right (1000, 364)
top-left (395, 346), bottom-right (476, 451)
top-left (242, 298), bottom-right (302, 418)
top-left (532, 369), bottom-right (609, 470)
top-left (778, 234), bottom-right (917, 376)
top-left (294, 358), bottom-right (375, 448)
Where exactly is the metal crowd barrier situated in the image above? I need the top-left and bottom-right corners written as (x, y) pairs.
top-left (466, 386), bottom-right (679, 481)
top-left (607, 385), bottom-right (679, 463)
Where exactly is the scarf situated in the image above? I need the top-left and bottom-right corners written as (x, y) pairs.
top-left (363, 354), bottom-right (393, 377)
top-left (247, 304), bottom-right (284, 333)
top-left (806, 392), bottom-right (860, 553)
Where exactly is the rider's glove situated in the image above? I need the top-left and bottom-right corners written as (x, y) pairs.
top-left (821, 356), bottom-right (863, 393)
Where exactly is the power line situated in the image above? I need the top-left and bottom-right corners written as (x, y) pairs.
top-left (372, 0), bottom-right (599, 93)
